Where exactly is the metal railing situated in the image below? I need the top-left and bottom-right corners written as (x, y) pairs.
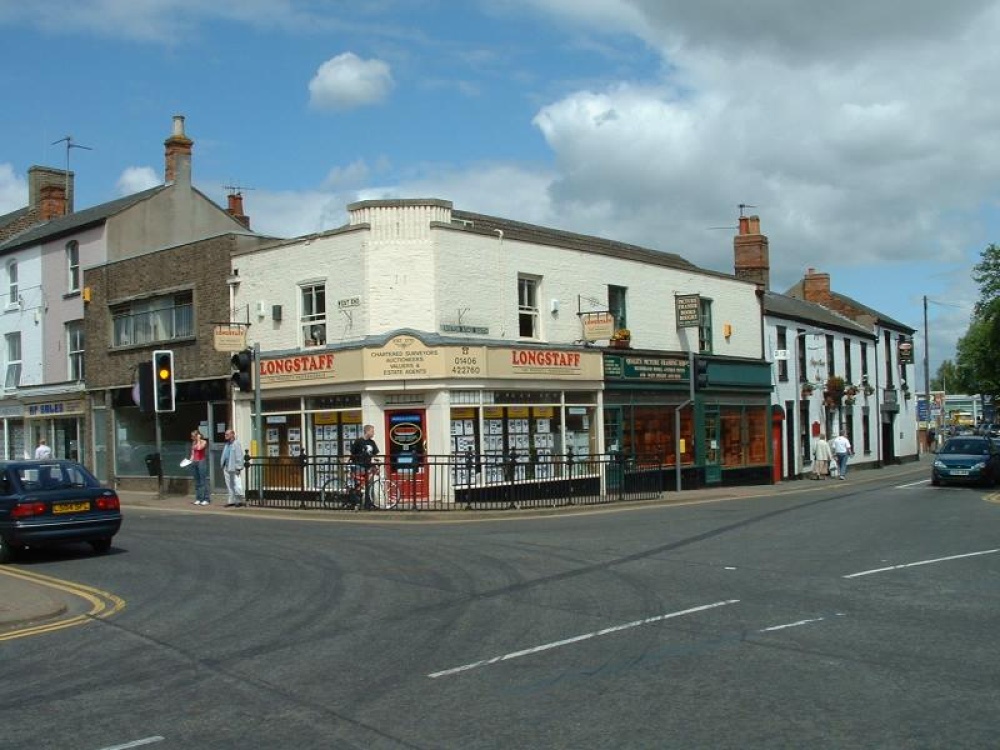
top-left (243, 452), bottom-right (667, 512)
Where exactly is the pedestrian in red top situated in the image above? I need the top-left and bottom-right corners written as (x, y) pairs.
top-left (189, 430), bottom-right (211, 505)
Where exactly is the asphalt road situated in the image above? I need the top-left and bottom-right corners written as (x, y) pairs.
top-left (3, 466), bottom-right (999, 749)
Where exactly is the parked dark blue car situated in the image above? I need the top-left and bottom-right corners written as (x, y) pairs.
top-left (931, 437), bottom-right (1000, 487)
top-left (0, 460), bottom-right (122, 563)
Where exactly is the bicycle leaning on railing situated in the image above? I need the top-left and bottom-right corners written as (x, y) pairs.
top-left (319, 460), bottom-right (400, 510)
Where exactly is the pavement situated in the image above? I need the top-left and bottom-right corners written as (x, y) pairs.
top-left (0, 457), bottom-right (933, 636)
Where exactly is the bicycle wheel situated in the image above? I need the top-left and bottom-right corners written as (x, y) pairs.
top-left (369, 477), bottom-right (400, 510)
top-left (321, 477), bottom-right (355, 509)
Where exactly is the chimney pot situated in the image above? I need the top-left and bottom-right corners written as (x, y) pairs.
top-left (227, 192), bottom-right (251, 229)
top-left (164, 114), bottom-right (194, 185)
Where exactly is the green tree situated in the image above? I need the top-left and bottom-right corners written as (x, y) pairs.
top-left (930, 359), bottom-right (976, 393)
top-left (952, 244), bottom-right (1000, 395)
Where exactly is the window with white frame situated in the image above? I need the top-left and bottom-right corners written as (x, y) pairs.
top-left (300, 283), bottom-right (327, 346)
top-left (518, 275), bottom-right (539, 338)
top-left (66, 241), bottom-right (80, 293)
top-left (7, 260), bottom-right (17, 305)
top-left (111, 291), bottom-right (193, 347)
top-left (5, 333), bottom-right (21, 389)
top-left (67, 320), bottom-right (84, 381)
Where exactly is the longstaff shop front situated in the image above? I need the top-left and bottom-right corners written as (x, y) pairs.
top-left (238, 332), bottom-right (606, 504)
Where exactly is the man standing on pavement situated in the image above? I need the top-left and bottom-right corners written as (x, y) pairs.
top-left (221, 429), bottom-right (245, 507)
top-left (350, 424), bottom-right (380, 509)
top-left (830, 431), bottom-right (853, 479)
top-left (34, 438), bottom-right (52, 459)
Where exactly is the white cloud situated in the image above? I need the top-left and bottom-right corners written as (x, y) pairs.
top-left (0, 163), bottom-right (27, 214)
top-left (116, 166), bottom-right (160, 195)
top-left (0, 0), bottom-right (321, 42)
top-left (308, 53), bottom-right (394, 111)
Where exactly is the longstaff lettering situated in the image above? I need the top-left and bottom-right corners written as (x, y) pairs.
top-left (510, 350), bottom-right (581, 368)
top-left (260, 353), bottom-right (335, 377)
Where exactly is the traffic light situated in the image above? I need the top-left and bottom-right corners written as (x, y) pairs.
top-left (153, 350), bottom-right (175, 413)
top-left (231, 348), bottom-right (253, 392)
top-left (694, 356), bottom-right (710, 391)
top-left (136, 361), bottom-right (154, 413)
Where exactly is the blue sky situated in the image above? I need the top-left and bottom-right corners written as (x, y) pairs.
top-left (2, 0), bottom-right (999, 387)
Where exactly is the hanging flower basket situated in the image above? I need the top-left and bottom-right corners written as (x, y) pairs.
top-left (609, 328), bottom-right (631, 348)
top-left (801, 385), bottom-right (815, 399)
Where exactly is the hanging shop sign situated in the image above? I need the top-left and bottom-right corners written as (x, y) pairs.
top-left (897, 338), bottom-right (914, 365)
top-left (213, 325), bottom-right (247, 352)
top-left (580, 311), bottom-right (615, 341)
top-left (675, 294), bottom-right (701, 328)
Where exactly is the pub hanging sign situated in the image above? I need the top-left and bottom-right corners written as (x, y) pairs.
top-left (897, 337), bottom-right (914, 365)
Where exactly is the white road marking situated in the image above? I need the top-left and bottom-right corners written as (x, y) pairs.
top-left (844, 548), bottom-right (1000, 578)
top-left (758, 614), bottom-right (843, 632)
top-left (95, 737), bottom-right (165, 750)
top-left (427, 599), bottom-right (740, 678)
top-left (895, 479), bottom-right (932, 488)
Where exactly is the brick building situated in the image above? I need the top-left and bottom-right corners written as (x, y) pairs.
top-left (84, 232), bottom-right (271, 491)
top-left (0, 115), bottom-right (264, 468)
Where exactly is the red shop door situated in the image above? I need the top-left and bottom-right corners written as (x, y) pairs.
top-left (384, 409), bottom-right (429, 503)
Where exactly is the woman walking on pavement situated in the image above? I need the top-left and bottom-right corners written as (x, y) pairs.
top-left (189, 429), bottom-right (211, 505)
top-left (812, 433), bottom-right (832, 479)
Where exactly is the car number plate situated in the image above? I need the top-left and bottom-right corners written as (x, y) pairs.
top-left (950, 469), bottom-right (969, 476)
top-left (53, 501), bottom-right (90, 514)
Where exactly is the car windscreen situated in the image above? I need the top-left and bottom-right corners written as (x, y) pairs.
top-left (941, 440), bottom-right (990, 455)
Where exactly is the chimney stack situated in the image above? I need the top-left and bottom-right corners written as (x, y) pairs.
top-left (164, 114), bottom-right (194, 186)
top-left (39, 184), bottom-right (68, 220)
top-left (801, 268), bottom-right (832, 306)
top-left (733, 214), bottom-right (769, 289)
top-left (28, 166), bottom-right (73, 213)
top-left (227, 192), bottom-right (251, 229)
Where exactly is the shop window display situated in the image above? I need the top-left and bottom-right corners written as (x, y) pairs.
top-left (449, 395), bottom-right (598, 486)
top-left (720, 406), bottom-right (767, 468)
top-left (616, 406), bottom-right (694, 466)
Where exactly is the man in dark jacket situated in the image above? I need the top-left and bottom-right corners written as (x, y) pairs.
top-left (350, 424), bottom-right (379, 508)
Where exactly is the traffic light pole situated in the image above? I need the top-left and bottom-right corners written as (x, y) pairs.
top-left (253, 341), bottom-right (263, 458)
top-left (675, 350), bottom-right (695, 493)
top-left (154, 411), bottom-right (163, 497)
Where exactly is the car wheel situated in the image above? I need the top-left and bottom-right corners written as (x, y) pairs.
top-left (90, 538), bottom-right (112, 555)
top-left (0, 535), bottom-right (20, 564)
top-left (931, 477), bottom-right (940, 487)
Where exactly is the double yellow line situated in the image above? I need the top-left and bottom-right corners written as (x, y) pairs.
top-left (0, 568), bottom-right (125, 641)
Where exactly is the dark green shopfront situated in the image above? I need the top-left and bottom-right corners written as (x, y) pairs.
top-left (602, 351), bottom-right (775, 488)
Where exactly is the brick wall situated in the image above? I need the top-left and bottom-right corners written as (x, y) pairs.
top-left (83, 234), bottom-right (239, 390)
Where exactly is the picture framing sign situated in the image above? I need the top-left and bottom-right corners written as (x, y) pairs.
top-left (675, 294), bottom-right (701, 329)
